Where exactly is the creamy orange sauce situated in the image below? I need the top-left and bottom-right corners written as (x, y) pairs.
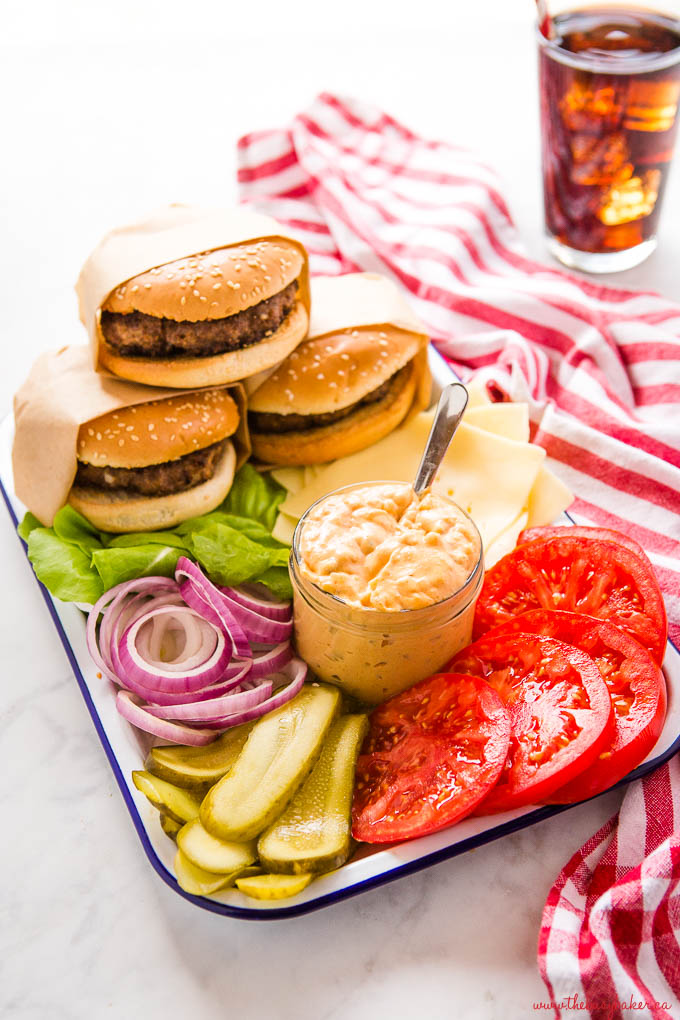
top-left (297, 483), bottom-right (481, 611)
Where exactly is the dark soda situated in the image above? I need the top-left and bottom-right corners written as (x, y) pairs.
top-left (540, 7), bottom-right (680, 256)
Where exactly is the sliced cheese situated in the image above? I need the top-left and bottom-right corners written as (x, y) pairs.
top-left (270, 467), bottom-right (306, 495)
top-left (527, 464), bottom-right (573, 527)
top-left (465, 403), bottom-right (529, 443)
top-left (465, 380), bottom-right (492, 408)
top-left (485, 511), bottom-right (529, 568)
top-left (272, 512), bottom-right (298, 545)
top-left (280, 411), bottom-right (546, 549)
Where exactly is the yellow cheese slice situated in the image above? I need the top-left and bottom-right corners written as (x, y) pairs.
top-left (270, 467), bottom-right (306, 495)
top-left (484, 511), bottom-right (529, 568)
top-left (465, 403), bottom-right (529, 443)
top-left (464, 380), bottom-right (492, 408)
top-left (280, 411), bottom-right (546, 549)
top-left (272, 512), bottom-right (298, 545)
top-left (526, 464), bottom-right (573, 528)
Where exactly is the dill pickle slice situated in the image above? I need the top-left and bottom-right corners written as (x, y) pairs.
top-left (200, 684), bottom-right (341, 842)
top-left (177, 818), bottom-right (257, 874)
top-left (174, 849), bottom-right (242, 896)
top-left (258, 713), bottom-right (368, 875)
top-left (235, 873), bottom-right (313, 900)
top-left (146, 722), bottom-right (255, 789)
top-left (160, 814), bottom-right (183, 841)
top-left (132, 771), bottom-right (202, 824)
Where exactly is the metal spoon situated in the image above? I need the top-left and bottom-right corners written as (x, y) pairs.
top-left (413, 382), bottom-right (469, 495)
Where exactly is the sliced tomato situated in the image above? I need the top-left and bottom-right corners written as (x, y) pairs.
top-left (486, 610), bottom-right (666, 803)
top-left (351, 673), bottom-right (511, 843)
top-left (473, 536), bottom-right (667, 664)
top-left (448, 633), bottom-right (614, 812)
top-left (518, 525), bottom-right (652, 568)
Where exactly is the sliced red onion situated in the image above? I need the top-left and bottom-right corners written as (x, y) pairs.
top-left (222, 585), bottom-right (292, 622)
top-left (176, 557), bottom-right (252, 659)
top-left (143, 660), bottom-right (253, 707)
top-left (199, 658), bottom-right (307, 730)
top-left (250, 641), bottom-right (293, 679)
top-left (144, 679), bottom-right (273, 722)
top-left (216, 588), bottom-right (293, 643)
top-left (117, 691), bottom-right (216, 746)
top-left (119, 607), bottom-right (231, 693)
top-left (87, 563), bottom-right (303, 745)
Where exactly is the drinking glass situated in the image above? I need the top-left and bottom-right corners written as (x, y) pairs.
top-left (538, 2), bottom-right (680, 272)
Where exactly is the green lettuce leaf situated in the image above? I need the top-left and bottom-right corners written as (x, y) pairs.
top-left (186, 523), bottom-right (288, 587)
top-left (52, 506), bottom-right (106, 554)
top-left (17, 462), bottom-right (292, 602)
top-left (27, 529), bottom-right (104, 604)
top-left (17, 512), bottom-right (43, 543)
top-left (255, 566), bottom-right (293, 601)
top-left (220, 463), bottom-right (286, 531)
top-left (92, 545), bottom-right (184, 591)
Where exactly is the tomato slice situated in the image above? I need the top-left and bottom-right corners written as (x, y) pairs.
top-left (448, 633), bottom-right (614, 812)
top-left (485, 610), bottom-right (667, 803)
top-left (351, 673), bottom-right (511, 843)
top-left (518, 525), bottom-right (652, 568)
top-left (473, 536), bottom-right (667, 664)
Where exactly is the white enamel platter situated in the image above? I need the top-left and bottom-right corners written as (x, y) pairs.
top-left (2, 346), bottom-right (679, 920)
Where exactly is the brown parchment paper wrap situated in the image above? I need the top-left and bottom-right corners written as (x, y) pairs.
top-left (307, 272), bottom-right (432, 410)
top-left (12, 345), bottom-right (250, 527)
top-left (75, 204), bottom-right (311, 372)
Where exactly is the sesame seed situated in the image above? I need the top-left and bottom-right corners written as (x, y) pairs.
top-left (131, 285), bottom-right (139, 293)
top-left (148, 424), bottom-right (155, 431)
top-left (87, 428), bottom-right (94, 436)
top-left (144, 283), bottom-right (152, 290)
top-left (317, 373), bottom-right (325, 380)
top-left (180, 296), bottom-right (186, 305)
top-left (193, 289), bottom-right (200, 298)
top-left (131, 435), bottom-right (139, 442)
top-left (213, 283), bottom-right (221, 290)
top-left (118, 439), bottom-right (125, 447)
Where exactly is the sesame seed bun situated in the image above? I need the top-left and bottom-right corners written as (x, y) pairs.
top-left (102, 241), bottom-right (305, 322)
top-left (68, 441), bottom-right (237, 533)
top-left (248, 326), bottom-right (422, 415)
top-left (76, 388), bottom-right (240, 468)
top-left (97, 300), bottom-right (309, 390)
top-left (250, 360), bottom-right (418, 466)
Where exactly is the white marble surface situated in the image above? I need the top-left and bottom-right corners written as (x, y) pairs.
top-left (2, 3), bottom-right (678, 1018)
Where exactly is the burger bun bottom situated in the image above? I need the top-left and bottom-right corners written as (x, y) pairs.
top-left (68, 441), bottom-right (236, 533)
top-left (250, 361), bottom-right (417, 466)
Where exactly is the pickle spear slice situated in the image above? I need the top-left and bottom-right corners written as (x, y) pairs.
top-left (160, 814), bottom-right (183, 841)
top-left (146, 723), bottom-right (255, 789)
top-left (235, 873), bottom-right (313, 900)
top-left (200, 684), bottom-right (341, 842)
top-left (258, 713), bottom-right (368, 875)
top-left (132, 771), bottom-right (202, 824)
top-left (177, 819), bottom-right (257, 874)
top-left (174, 849), bottom-right (244, 896)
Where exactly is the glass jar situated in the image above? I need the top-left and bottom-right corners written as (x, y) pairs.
top-left (289, 482), bottom-right (484, 705)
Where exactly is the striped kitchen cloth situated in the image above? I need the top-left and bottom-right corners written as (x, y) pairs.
top-left (237, 92), bottom-right (680, 1019)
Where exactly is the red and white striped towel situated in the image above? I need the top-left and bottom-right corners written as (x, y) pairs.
top-left (237, 92), bottom-right (680, 1018)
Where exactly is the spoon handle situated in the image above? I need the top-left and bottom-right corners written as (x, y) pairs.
top-left (413, 383), bottom-right (469, 495)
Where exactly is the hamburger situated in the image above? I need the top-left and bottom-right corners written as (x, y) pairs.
top-left (68, 388), bottom-right (240, 532)
top-left (95, 240), bottom-right (309, 389)
top-left (247, 326), bottom-right (429, 466)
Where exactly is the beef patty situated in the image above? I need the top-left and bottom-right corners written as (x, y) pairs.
top-left (100, 281), bottom-right (298, 358)
top-left (74, 440), bottom-right (228, 498)
top-left (248, 366), bottom-right (409, 435)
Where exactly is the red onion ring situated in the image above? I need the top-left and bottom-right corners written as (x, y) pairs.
top-left (86, 563), bottom-right (302, 744)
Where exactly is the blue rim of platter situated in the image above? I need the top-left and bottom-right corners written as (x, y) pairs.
top-left (3, 347), bottom-right (678, 920)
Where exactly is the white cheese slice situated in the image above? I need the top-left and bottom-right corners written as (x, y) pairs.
top-left (465, 403), bottom-right (530, 443)
top-left (280, 411), bottom-right (546, 549)
top-left (527, 464), bottom-right (573, 528)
